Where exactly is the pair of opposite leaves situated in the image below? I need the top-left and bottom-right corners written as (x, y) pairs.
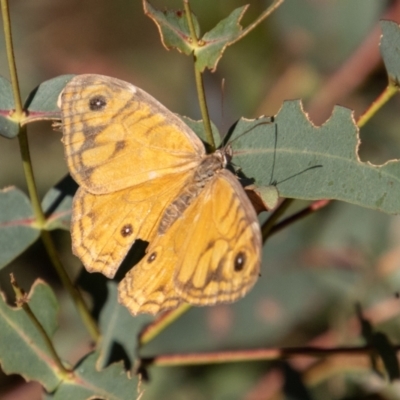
top-left (59, 74), bottom-right (262, 315)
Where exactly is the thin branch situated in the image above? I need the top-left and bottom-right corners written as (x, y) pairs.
top-left (139, 304), bottom-right (191, 346)
top-left (184, 0), bottom-right (215, 150)
top-left (40, 230), bottom-right (100, 342)
top-left (232, 0), bottom-right (285, 45)
top-left (357, 84), bottom-right (398, 128)
top-left (142, 344), bottom-right (394, 368)
top-left (269, 199), bottom-right (330, 237)
top-left (262, 198), bottom-right (293, 241)
top-left (1, 0), bottom-right (23, 117)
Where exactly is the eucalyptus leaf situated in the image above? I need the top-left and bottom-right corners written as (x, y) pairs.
top-left (0, 280), bottom-right (60, 391)
top-left (52, 352), bottom-right (138, 400)
top-left (230, 100), bottom-right (400, 214)
top-left (0, 187), bottom-right (39, 268)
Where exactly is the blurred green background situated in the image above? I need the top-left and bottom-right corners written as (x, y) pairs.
top-left (2, 0), bottom-right (400, 399)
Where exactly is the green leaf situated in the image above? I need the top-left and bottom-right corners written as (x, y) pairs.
top-left (42, 175), bottom-right (77, 231)
top-left (0, 279), bottom-right (61, 391)
top-left (0, 76), bottom-right (19, 139)
top-left (230, 100), bottom-right (400, 214)
top-left (0, 76), bottom-right (14, 110)
top-left (356, 304), bottom-right (400, 381)
top-left (251, 185), bottom-right (280, 210)
top-left (196, 6), bottom-right (248, 72)
top-left (0, 187), bottom-right (40, 268)
top-left (372, 332), bottom-right (400, 381)
top-left (52, 352), bottom-right (138, 400)
top-left (23, 75), bottom-right (75, 124)
top-left (97, 282), bottom-right (153, 370)
top-left (181, 116), bottom-right (221, 148)
top-left (143, 0), bottom-right (200, 56)
top-left (380, 20), bottom-right (400, 85)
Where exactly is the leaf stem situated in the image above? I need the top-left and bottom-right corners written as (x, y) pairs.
top-left (269, 199), bottom-right (330, 237)
top-left (139, 304), bottom-right (191, 346)
top-left (183, 0), bottom-right (215, 150)
top-left (261, 198), bottom-right (293, 241)
top-left (10, 274), bottom-right (71, 377)
top-left (17, 127), bottom-right (47, 227)
top-left (40, 230), bottom-right (100, 342)
top-left (357, 83), bottom-right (398, 128)
top-left (231, 0), bottom-right (285, 45)
top-left (1, 0), bottom-right (23, 117)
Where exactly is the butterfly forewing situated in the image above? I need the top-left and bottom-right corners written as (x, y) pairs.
top-left (61, 74), bottom-right (205, 194)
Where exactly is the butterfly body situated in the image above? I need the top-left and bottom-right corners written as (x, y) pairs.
top-left (60, 74), bottom-right (262, 315)
top-left (158, 149), bottom-right (229, 234)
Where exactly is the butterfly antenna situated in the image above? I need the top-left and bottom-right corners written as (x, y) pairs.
top-left (276, 165), bottom-right (323, 185)
top-left (220, 78), bottom-right (225, 128)
top-left (226, 117), bottom-right (275, 148)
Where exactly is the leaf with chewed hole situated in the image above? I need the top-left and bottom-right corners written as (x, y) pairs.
top-left (143, 0), bottom-right (199, 56)
top-left (230, 100), bottom-right (400, 214)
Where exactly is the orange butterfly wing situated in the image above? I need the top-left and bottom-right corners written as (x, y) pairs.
top-left (61, 74), bottom-right (205, 194)
top-left (71, 172), bottom-right (190, 278)
top-left (60, 74), bottom-right (205, 276)
top-left (118, 169), bottom-right (262, 315)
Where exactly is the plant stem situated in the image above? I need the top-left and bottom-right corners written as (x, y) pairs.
top-left (17, 127), bottom-right (46, 226)
top-left (139, 304), bottom-right (191, 346)
top-left (261, 198), bottom-right (293, 241)
top-left (232, 0), bottom-right (285, 45)
top-left (40, 230), bottom-right (100, 341)
top-left (1, 0), bottom-right (22, 117)
top-left (1, 0), bottom-right (100, 342)
top-left (10, 274), bottom-right (71, 377)
top-left (20, 128), bottom-right (99, 342)
top-left (269, 199), bottom-right (330, 237)
top-left (142, 344), bottom-right (397, 367)
top-left (357, 83), bottom-right (398, 128)
top-left (183, 0), bottom-right (215, 150)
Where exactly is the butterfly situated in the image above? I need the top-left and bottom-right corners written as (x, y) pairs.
top-left (59, 74), bottom-right (262, 315)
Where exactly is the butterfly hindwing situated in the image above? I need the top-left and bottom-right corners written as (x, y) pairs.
top-left (174, 170), bottom-right (262, 305)
top-left (71, 171), bottom-right (193, 277)
top-left (118, 169), bottom-right (261, 315)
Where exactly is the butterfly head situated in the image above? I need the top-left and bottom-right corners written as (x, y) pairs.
top-left (215, 145), bottom-right (233, 168)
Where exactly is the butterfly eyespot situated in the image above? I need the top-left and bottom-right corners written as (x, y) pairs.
top-left (147, 252), bottom-right (157, 263)
top-left (234, 251), bottom-right (246, 272)
top-left (89, 95), bottom-right (107, 111)
top-left (121, 224), bottom-right (133, 237)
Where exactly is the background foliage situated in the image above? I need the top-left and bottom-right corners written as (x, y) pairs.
top-left (2, 0), bottom-right (400, 399)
